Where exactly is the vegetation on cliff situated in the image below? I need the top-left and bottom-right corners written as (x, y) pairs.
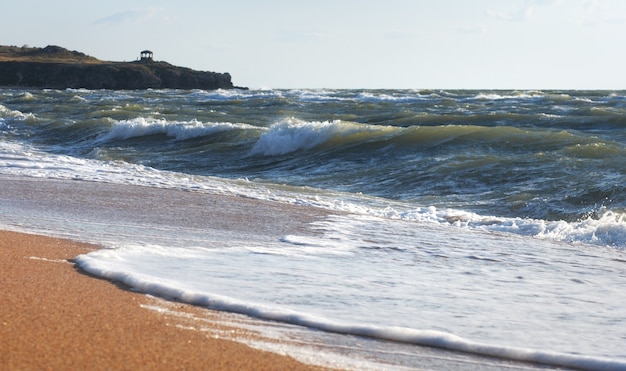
top-left (0, 45), bottom-right (244, 90)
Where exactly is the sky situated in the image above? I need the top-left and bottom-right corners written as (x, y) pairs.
top-left (4, 0), bottom-right (626, 89)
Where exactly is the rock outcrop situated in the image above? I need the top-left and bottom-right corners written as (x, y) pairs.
top-left (0, 45), bottom-right (245, 90)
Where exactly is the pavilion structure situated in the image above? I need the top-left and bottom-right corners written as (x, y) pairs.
top-left (139, 50), bottom-right (153, 62)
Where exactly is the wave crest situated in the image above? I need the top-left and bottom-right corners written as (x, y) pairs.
top-left (249, 118), bottom-right (396, 156)
top-left (0, 104), bottom-right (37, 122)
top-left (97, 117), bottom-right (258, 142)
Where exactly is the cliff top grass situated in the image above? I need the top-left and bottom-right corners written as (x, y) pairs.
top-left (0, 45), bottom-right (104, 64)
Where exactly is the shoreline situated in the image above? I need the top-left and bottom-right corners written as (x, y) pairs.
top-left (0, 175), bottom-right (593, 370)
top-left (0, 229), bottom-right (327, 370)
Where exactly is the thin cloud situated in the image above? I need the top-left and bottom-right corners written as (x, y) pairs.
top-left (455, 24), bottom-right (488, 35)
top-left (486, 6), bottom-right (535, 22)
top-left (605, 16), bottom-right (626, 25)
top-left (94, 8), bottom-right (161, 25)
top-left (570, 0), bottom-right (626, 27)
top-left (486, 0), bottom-right (562, 22)
top-left (383, 29), bottom-right (430, 41)
top-left (274, 29), bottom-right (326, 43)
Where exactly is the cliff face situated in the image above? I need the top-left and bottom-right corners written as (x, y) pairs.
top-left (0, 45), bottom-right (243, 90)
top-left (0, 60), bottom-right (236, 90)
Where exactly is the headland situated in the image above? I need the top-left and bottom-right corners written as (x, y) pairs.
top-left (0, 45), bottom-right (246, 90)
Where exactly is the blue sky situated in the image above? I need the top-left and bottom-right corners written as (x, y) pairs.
top-left (4, 1), bottom-right (626, 89)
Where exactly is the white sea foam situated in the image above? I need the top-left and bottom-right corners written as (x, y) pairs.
top-left (75, 246), bottom-right (626, 371)
top-left (0, 140), bottom-right (233, 196)
top-left (378, 205), bottom-right (626, 248)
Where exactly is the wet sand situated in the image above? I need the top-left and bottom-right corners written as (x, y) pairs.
top-left (0, 230), bottom-right (326, 370)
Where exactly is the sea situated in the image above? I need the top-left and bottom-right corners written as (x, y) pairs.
top-left (1, 88), bottom-right (625, 370)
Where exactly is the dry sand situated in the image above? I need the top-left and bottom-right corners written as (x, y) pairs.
top-left (0, 230), bottom-right (327, 370)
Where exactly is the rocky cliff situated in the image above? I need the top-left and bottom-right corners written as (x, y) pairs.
top-left (0, 45), bottom-right (245, 90)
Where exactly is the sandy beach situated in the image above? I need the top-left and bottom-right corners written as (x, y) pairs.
top-left (0, 230), bottom-right (326, 370)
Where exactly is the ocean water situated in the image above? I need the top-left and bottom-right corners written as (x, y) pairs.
top-left (1, 88), bottom-right (626, 370)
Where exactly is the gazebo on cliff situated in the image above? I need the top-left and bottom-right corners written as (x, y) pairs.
top-left (140, 50), bottom-right (153, 62)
